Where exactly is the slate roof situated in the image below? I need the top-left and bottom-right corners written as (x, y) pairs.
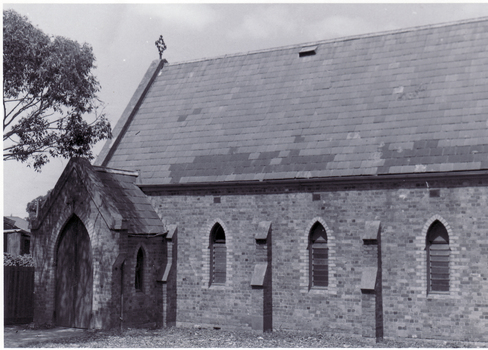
top-left (92, 167), bottom-right (166, 234)
top-left (97, 18), bottom-right (488, 185)
top-left (33, 158), bottom-right (165, 235)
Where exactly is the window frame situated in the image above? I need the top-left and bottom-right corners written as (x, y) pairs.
top-left (135, 247), bottom-right (144, 292)
top-left (209, 223), bottom-right (226, 286)
top-left (309, 222), bottom-right (328, 289)
top-left (426, 220), bottom-right (450, 294)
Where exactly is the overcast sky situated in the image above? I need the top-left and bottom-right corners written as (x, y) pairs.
top-left (4, 3), bottom-right (488, 218)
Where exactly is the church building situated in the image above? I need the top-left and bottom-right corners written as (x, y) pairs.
top-left (32, 17), bottom-right (488, 342)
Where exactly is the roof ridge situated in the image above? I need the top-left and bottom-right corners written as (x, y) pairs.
top-left (93, 166), bottom-right (139, 177)
top-left (168, 16), bottom-right (488, 66)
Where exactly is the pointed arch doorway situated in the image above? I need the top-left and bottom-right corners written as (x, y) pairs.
top-left (55, 216), bottom-right (93, 328)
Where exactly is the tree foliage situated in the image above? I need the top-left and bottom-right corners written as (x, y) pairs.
top-left (3, 9), bottom-right (112, 170)
top-left (4, 253), bottom-right (35, 266)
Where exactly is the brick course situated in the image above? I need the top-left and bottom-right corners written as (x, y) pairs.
top-left (149, 175), bottom-right (488, 341)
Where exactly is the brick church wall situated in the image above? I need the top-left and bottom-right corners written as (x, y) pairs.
top-left (31, 159), bottom-right (171, 331)
top-left (149, 175), bottom-right (488, 341)
top-left (119, 235), bottom-right (165, 327)
top-left (32, 167), bottom-right (122, 329)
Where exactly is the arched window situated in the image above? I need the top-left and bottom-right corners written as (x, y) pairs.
top-left (135, 248), bottom-right (144, 291)
top-left (309, 222), bottom-right (328, 288)
top-left (426, 220), bottom-right (449, 293)
top-left (210, 223), bottom-right (226, 285)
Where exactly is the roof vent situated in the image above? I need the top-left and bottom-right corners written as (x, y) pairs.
top-left (299, 45), bottom-right (317, 57)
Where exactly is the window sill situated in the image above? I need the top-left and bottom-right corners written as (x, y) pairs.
top-left (308, 286), bottom-right (328, 294)
top-left (209, 283), bottom-right (227, 290)
top-left (427, 291), bottom-right (449, 296)
top-left (424, 291), bottom-right (451, 300)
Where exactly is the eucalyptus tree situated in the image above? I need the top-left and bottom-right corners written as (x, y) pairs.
top-left (3, 9), bottom-right (111, 170)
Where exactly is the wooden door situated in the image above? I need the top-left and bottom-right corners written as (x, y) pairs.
top-left (55, 216), bottom-right (93, 328)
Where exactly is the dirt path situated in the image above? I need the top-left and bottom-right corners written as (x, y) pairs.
top-left (4, 325), bottom-right (86, 348)
top-left (4, 325), bottom-right (488, 348)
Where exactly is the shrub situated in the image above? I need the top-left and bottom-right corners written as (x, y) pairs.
top-left (4, 252), bottom-right (35, 267)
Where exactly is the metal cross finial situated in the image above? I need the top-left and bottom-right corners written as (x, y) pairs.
top-left (155, 35), bottom-right (167, 60)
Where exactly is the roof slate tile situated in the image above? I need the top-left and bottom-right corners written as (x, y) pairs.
top-left (98, 18), bottom-right (488, 184)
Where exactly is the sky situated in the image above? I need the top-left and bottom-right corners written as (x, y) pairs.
top-left (4, 2), bottom-right (488, 218)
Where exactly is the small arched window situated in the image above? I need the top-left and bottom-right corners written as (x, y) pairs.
top-left (210, 223), bottom-right (226, 285)
top-left (309, 222), bottom-right (328, 288)
top-left (426, 220), bottom-right (449, 293)
top-left (135, 248), bottom-right (144, 291)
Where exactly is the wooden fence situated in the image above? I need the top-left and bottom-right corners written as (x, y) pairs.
top-left (4, 266), bottom-right (35, 324)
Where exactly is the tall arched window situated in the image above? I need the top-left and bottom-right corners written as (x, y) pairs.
top-left (210, 223), bottom-right (226, 285)
top-left (135, 248), bottom-right (144, 291)
top-left (309, 222), bottom-right (328, 288)
top-left (426, 220), bottom-right (449, 293)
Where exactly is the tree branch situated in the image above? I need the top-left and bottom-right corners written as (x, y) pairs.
top-left (4, 96), bottom-right (42, 130)
top-left (3, 98), bottom-right (26, 102)
top-left (3, 99), bottom-right (7, 127)
top-left (3, 144), bottom-right (20, 152)
top-left (4, 98), bottom-right (25, 124)
top-left (4, 148), bottom-right (47, 161)
top-left (3, 104), bottom-right (52, 141)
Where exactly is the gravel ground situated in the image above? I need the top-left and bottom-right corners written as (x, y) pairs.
top-left (10, 326), bottom-right (488, 348)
